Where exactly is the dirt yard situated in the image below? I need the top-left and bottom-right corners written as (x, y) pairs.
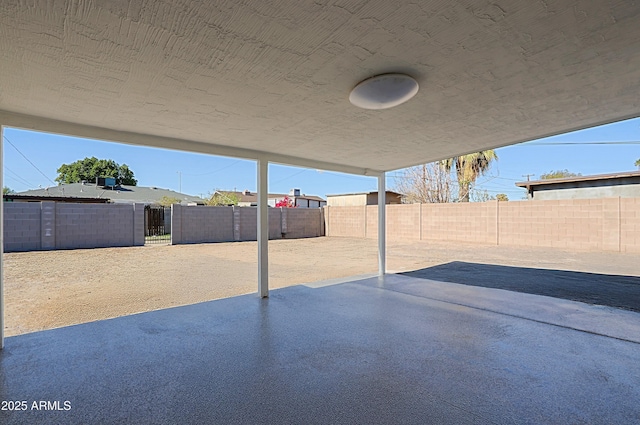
top-left (4, 237), bottom-right (640, 337)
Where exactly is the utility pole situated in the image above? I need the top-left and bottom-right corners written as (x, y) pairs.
top-left (522, 174), bottom-right (535, 181)
top-left (177, 171), bottom-right (182, 193)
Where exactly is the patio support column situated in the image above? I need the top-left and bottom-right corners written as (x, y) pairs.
top-left (378, 172), bottom-right (386, 276)
top-left (257, 158), bottom-right (269, 298)
top-left (0, 124), bottom-right (4, 349)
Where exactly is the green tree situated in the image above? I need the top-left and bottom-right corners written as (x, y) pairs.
top-left (206, 191), bottom-right (239, 206)
top-left (55, 157), bottom-right (137, 185)
top-left (3, 186), bottom-right (14, 195)
top-left (157, 195), bottom-right (181, 206)
top-left (440, 150), bottom-right (498, 202)
top-left (539, 169), bottom-right (581, 180)
top-left (635, 158), bottom-right (640, 169)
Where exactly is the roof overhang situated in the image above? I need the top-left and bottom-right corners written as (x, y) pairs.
top-left (516, 171), bottom-right (640, 188)
top-left (2, 1), bottom-right (640, 173)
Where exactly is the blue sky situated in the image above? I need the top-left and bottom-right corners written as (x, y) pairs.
top-left (3, 117), bottom-right (640, 201)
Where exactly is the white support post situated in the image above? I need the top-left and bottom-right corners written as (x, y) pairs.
top-left (378, 173), bottom-right (386, 276)
top-left (1, 124), bottom-right (4, 349)
top-left (257, 159), bottom-right (269, 298)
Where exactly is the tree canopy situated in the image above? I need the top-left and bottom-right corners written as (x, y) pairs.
top-left (394, 151), bottom-right (497, 204)
top-left (3, 186), bottom-right (14, 195)
top-left (394, 162), bottom-right (453, 204)
top-left (56, 157), bottom-right (137, 186)
top-left (157, 195), bottom-right (181, 206)
top-left (539, 169), bottom-right (581, 180)
top-left (205, 191), bottom-right (239, 206)
top-left (440, 150), bottom-right (498, 202)
top-left (635, 158), bottom-right (640, 169)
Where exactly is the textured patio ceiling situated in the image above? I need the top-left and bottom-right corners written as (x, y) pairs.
top-left (1, 1), bottom-right (640, 173)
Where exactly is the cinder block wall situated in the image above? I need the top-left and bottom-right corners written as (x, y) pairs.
top-left (326, 198), bottom-right (640, 253)
top-left (365, 205), bottom-right (377, 239)
top-left (499, 199), bottom-right (604, 250)
top-left (238, 207), bottom-right (258, 241)
top-left (282, 208), bottom-right (324, 238)
top-left (387, 203), bottom-right (420, 241)
top-left (3, 203), bottom-right (41, 252)
top-left (620, 198), bottom-right (640, 253)
top-left (422, 203), bottom-right (497, 244)
top-left (236, 207), bottom-right (282, 241)
top-left (4, 202), bottom-right (144, 252)
top-left (171, 206), bottom-right (323, 244)
top-left (325, 206), bottom-right (365, 238)
top-left (269, 209), bottom-right (282, 240)
top-left (179, 205), bottom-right (234, 243)
top-left (55, 203), bottom-right (136, 249)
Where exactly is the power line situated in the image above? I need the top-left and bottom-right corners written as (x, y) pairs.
top-left (4, 166), bottom-right (36, 188)
top-left (3, 135), bottom-right (56, 185)
top-left (522, 174), bottom-right (535, 181)
top-left (180, 160), bottom-right (244, 176)
top-left (5, 175), bottom-right (32, 189)
top-left (271, 168), bottom-right (308, 185)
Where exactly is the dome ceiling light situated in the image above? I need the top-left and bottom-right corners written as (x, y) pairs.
top-left (349, 73), bottom-right (419, 110)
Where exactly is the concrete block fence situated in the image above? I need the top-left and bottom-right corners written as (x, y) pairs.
top-left (3, 202), bottom-right (144, 252)
top-left (8, 198), bottom-right (636, 254)
top-left (324, 198), bottom-right (640, 253)
top-left (170, 205), bottom-right (324, 244)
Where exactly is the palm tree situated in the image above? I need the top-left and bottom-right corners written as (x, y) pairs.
top-left (635, 158), bottom-right (640, 169)
top-left (440, 150), bottom-right (498, 202)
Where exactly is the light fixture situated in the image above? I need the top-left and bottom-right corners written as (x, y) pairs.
top-left (349, 73), bottom-right (419, 110)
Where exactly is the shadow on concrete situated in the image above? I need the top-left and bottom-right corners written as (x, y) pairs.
top-left (2, 277), bottom-right (640, 425)
top-left (401, 261), bottom-right (640, 313)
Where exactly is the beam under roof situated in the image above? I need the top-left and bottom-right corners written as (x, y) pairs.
top-left (0, 110), bottom-right (380, 177)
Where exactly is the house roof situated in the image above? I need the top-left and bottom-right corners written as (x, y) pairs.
top-left (2, 2), bottom-right (640, 174)
top-left (515, 171), bottom-right (640, 188)
top-left (223, 191), bottom-right (325, 204)
top-left (16, 183), bottom-right (204, 205)
top-left (326, 191), bottom-right (403, 198)
top-left (3, 194), bottom-right (111, 204)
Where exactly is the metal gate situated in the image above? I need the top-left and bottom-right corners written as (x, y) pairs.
top-left (144, 205), bottom-right (171, 244)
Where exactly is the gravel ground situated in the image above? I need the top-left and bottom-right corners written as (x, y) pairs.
top-left (4, 237), bottom-right (639, 337)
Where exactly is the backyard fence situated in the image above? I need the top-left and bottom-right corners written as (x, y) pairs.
top-left (324, 197), bottom-right (640, 253)
top-left (5, 198), bottom-right (639, 253)
top-left (170, 204), bottom-right (324, 244)
top-left (3, 202), bottom-right (325, 252)
top-left (3, 201), bottom-right (145, 252)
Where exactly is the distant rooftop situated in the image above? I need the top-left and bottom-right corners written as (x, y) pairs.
top-left (515, 170), bottom-right (640, 187)
top-left (221, 189), bottom-right (325, 204)
top-left (325, 190), bottom-right (403, 197)
top-left (15, 183), bottom-right (204, 205)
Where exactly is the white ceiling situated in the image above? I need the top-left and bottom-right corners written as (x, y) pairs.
top-left (1, 0), bottom-right (640, 173)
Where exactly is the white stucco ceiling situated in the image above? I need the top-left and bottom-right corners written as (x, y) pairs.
top-left (1, 0), bottom-right (640, 173)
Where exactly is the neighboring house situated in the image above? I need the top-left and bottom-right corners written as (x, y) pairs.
top-left (516, 171), bottom-right (640, 200)
top-left (10, 182), bottom-right (205, 205)
top-left (3, 194), bottom-right (110, 204)
top-left (326, 191), bottom-right (403, 206)
top-left (227, 188), bottom-right (326, 208)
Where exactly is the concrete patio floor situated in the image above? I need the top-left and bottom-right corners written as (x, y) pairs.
top-left (1, 274), bottom-right (639, 425)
